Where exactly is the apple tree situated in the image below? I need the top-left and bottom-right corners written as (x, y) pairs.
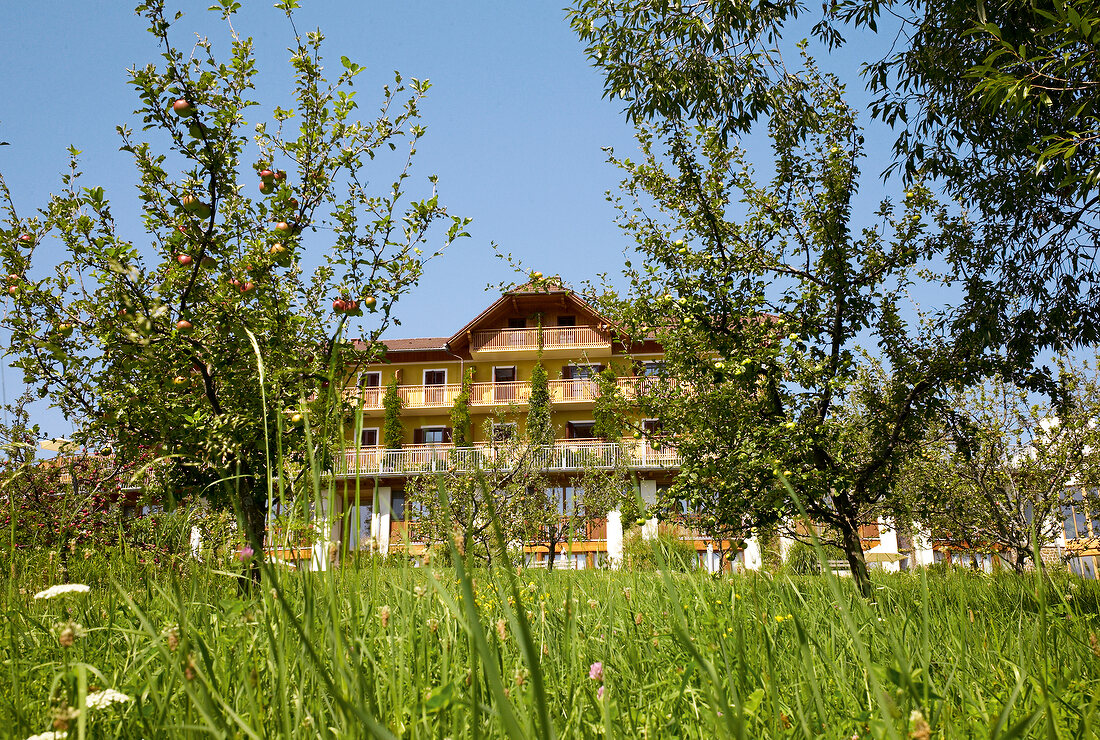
top-left (897, 362), bottom-right (1100, 571)
top-left (586, 51), bottom-right (990, 596)
top-left (569, 0), bottom-right (1100, 391)
top-left (0, 0), bottom-right (469, 578)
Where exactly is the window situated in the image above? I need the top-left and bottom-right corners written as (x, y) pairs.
top-left (422, 427), bottom-right (448, 444)
top-left (494, 366), bottom-right (517, 401)
top-left (492, 422), bottom-right (517, 442)
top-left (345, 504), bottom-right (372, 551)
top-left (552, 552), bottom-right (587, 570)
top-left (556, 315), bottom-right (576, 344)
top-left (547, 486), bottom-right (582, 515)
top-left (359, 371), bottom-right (383, 407)
top-left (566, 421), bottom-right (597, 439)
top-left (563, 364), bottom-right (601, 400)
top-left (506, 317), bottom-right (528, 346)
top-left (360, 428), bottom-right (379, 447)
top-left (642, 419), bottom-right (663, 433)
top-left (641, 361), bottom-right (663, 377)
top-left (391, 492), bottom-right (405, 522)
top-left (423, 369), bottom-right (447, 406)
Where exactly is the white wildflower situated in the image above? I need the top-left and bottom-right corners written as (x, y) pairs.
top-left (85, 689), bottom-right (131, 710)
top-left (34, 584), bottom-right (90, 600)
top-left (26, 732), bottom-right (68, 740)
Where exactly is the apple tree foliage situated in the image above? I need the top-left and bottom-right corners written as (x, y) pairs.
top-left (589, 51), bottom-right (990, 596)
top-left (896, 361), bottom-right (1100, 571)
top-left (568, 0), bottom-right (1100, 388)
top-left (0, 1), bottom-right (469, 566)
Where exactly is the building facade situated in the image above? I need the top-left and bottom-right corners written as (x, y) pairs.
top-left (324, 284), bottom-right (696, 568)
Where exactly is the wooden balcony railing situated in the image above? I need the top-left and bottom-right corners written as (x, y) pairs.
top-left (346, 376), bottom-right (666, 410)
top-left (333, 438), bottom-right (681, 478)
top-left (471, 325), bottom-right (610, 353)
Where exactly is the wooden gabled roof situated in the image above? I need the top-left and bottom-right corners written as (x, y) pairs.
top-left (350, 282), bottom-right (625, 361)
top-left (443, 282), bottom-right (613, 354)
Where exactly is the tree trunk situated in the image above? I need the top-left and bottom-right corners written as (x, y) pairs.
top-left (838, 518), bottom-right (872, 598)
top-left (1014, 547), bottom-right (1028, 573)
top-left (240, 491), bottom-right (267, 592)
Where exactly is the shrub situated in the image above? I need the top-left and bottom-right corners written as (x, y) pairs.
top-left (623, 530), bottom-right (698, 571)
top-left (784, 540), bottom-right (846, 575)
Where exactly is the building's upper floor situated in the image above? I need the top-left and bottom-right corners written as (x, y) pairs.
top-left (343, 283), bottom-right (665, 420)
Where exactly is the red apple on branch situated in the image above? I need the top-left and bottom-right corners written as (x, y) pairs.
top-left (259, 181), bottom-right (275, 195)
top-left (176, 254), bottom-right (193, 266)
top-left (172, 98), bottom-right (196, 117)
top-left (274, 222), bottom-right (292, 236)
top-left (17, 233), bottom-right (35, 246)
top-left (259, 169), bottom-right (275, 182)
top-left (176, 320), bottom-right (193, 333)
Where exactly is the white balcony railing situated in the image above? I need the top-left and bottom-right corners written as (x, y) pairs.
top-left (347, 376), bottom-right (666, 411)
top-left (333, 438), bottom-right (680, 478)
top-left (471, 325), bottom-right (610, 353)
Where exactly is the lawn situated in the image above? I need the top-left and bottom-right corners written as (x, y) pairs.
top-left (3, 548), bottom-right (1099, 739)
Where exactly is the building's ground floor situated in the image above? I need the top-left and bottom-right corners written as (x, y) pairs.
top-left (266, 473), bottom-right (937, 575)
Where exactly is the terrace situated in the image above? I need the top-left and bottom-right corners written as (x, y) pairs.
top-left (469, 325), bottom-right (612, 359)
top-left (346, 376), bottom-right (666, 411)
top-left (333, 438), bottom-right (681, 478)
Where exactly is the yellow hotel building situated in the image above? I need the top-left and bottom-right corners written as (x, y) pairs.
top-left (325, 282), bottom-right (739, 569)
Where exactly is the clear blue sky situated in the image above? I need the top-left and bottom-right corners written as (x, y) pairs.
top-left (0, 2), bottom-right (901, 440)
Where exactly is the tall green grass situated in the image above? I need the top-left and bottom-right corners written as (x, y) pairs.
top-left (3, 547), bottom-right (1100, 738)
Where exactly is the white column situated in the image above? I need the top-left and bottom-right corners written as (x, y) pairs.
top-left (606, 510), bottom-right (624, 569)
top-left (705, 542), bottom-right (715, 573)
top-left (189, 526), bottom-right (202, 560)
top-left (742, 536), bottom-right (763, 571)
top-left (779, 533), bottom-right (795, 562)
top-left (376, 486), bottom-right (392, 555)
top-left (311, 490), bottom-right (340, 572)
top-left (640, 479), bottom-right (658, 540)
top-left (911, 523), bottom-right (935, 568)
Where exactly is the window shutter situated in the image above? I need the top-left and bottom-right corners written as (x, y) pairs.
top-left (413, 428), bottom-right (424, 445)
top-left (443, 427), bottom-right (453, 443)
top-left (561, 365), bottom-right (573, 380)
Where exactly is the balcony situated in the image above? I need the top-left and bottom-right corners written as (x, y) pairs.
top-left (333, 438), bottom-right (681, 478)
top-left (347, 376), bottom-right (666, 412)
top-left (469, 325), bottom-right (612, 359)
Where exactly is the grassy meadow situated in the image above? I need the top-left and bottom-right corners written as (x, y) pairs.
top-left (3, 546), bottom-right (1100, 739)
